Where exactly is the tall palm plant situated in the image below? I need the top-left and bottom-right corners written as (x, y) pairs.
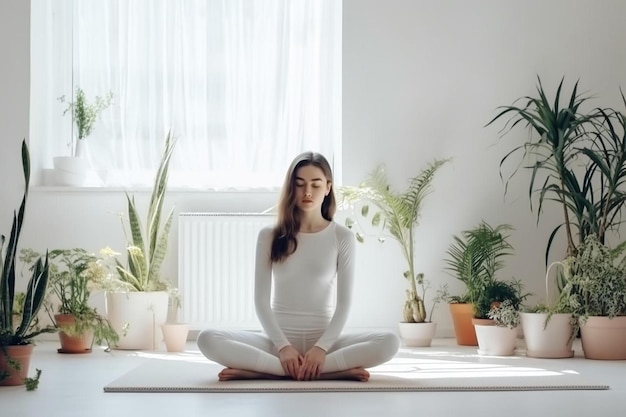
top-left (340, 159), bottom-right (449, 323)
top-left (487, 77), bottom-right (626, 264)
top-left (486, 77), bottom-right (598, 261)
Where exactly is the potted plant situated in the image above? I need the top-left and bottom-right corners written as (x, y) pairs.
top-left (472, 299), bottom-right (522, 356)
top-left (444, 222), bottom-right (520, 346)
top-left (103, 132), bottom-right (177, 350)
top-left (339, 159), bottom-right (449, 347)
top-left (54, 87), bottom-right (113, 186)
top-left (1, 140), bottom-right (55, 390)
top-left (487, 77), bottom-right (626, 357)
top-left (519, 261), bottom-right (576, 359)
top-left (557, 234), bottom-right (626, 360)
top-left (20, 248), bottom-right (119, 353)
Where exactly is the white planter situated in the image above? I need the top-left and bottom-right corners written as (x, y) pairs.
top-left (520, 312), bottom-right (574, 358)
top-left (474, 322), bottom-right (518, 356)
top-left (398, 321), bottom-right (437, 347)
top-left (52, 156), bottom-right (88, 186)
top-left (105, 291), bottom-right (169, 350)
top-left (161, 323), bottom-right (190, 352)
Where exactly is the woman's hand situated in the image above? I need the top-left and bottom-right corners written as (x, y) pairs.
top-left (278, 345), bottom-right (303, 379)
top-left (298, 346), bottom-right (326, 381)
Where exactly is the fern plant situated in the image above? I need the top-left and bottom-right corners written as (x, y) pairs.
top-left (107, 132), bottom-right (177, 292)
top-left (444, 221), bottom-right (528, 319)
top-left (339, 159), bottom-right (449, 323)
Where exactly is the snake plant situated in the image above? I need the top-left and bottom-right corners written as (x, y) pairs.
top-left (113, 132), bottom-right (177, 292)
top-left (1, 140), bottom-right (54, 347)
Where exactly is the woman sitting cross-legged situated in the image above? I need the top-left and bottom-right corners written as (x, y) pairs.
top-left (197, 151), bottom-right (400, 381)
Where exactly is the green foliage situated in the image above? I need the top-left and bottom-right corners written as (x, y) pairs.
top-left (558, 234), bottom-right (626, 319)
top-left (23, 368), bottom-right (42, 391)
top-left (110, 132), bottom-right (177, 292)
top-left (444, 221), bottom-right (529, 319)
top-left (488, 299), bottom-right (520, 329)
top-left (487, 76), bottom-right (626, 264)
top-left (1, 140), bottom-right (55, 349)
top-left (20, 248), bottom-right (119, 348)
top-left (1, 141), bottom-right (54, 389)
top-left (59, 87), bottom-right (113, 144)
top-left (339, 159), bottom-right (449, 322)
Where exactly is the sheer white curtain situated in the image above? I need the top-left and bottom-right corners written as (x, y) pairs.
top-left (30, 0), bottom-right (342, 189)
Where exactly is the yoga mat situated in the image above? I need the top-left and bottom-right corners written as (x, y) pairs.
top-left (104, 352), bottom-right (609, 393)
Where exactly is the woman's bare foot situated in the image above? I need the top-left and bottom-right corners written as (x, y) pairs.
top-left (218, 368), bottom-right (285, 381)
top-left (318, 367), bottom-right (370, 382)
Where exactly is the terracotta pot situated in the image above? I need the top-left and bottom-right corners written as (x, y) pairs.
top-left (0, 344), bottom-right (34, 386)
top-left (398, 321), bottom-right (437, 347)
top-left (449, 303), bottom-right (477, 346)
top-left (55, 314), bottom-right (94, 353)
top-left (579, 316), bottom-right (626, 360)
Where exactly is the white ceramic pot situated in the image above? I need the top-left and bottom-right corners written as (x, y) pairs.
top-left (161, 323), bottom-right (190, 352)
top-left (474, 321), bottom-right (518, 356)
top-left (105, 291), bottom-right (169, 350)
top-left (520, 312), bottom-right (574, 358)
top-left (398, 321), bottom-right (437, 347)
top-left (52, 156), bottom-right (88, 186)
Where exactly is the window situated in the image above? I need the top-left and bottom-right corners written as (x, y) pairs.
top-left (30, 0), bottom-right (342, 189)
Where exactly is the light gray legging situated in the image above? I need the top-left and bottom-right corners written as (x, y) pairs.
top-left (197, 328), bottom-right (400, 376)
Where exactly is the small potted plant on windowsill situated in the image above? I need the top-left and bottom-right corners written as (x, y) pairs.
top-left (20, 248), bottom-right (119, 353)
top-left (339, 159), bottom-right (449, 347)
top-left (53, 87), bottom-right (113, 186)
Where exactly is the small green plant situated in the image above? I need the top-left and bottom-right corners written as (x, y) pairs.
top-left (58, 87), bottom-right (113, 156)
top-left (488, 299), bottom-right (520, 329)
top-left (23, 368), bottom-right (42, 391)
top-left (339, 159), bottom-right (449, 323)
top-left (558, 233), bottom-right (626, 321)
top-left (20, 248), bottom-right (119, 349)
top-left (444, 221), bottom-right (529, 319)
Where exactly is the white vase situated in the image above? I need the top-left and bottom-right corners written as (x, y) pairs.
top-left (474, 321), bottom-right (518, 356)
top-left (398, 321), bottom-right (437, 347)
top-left (105, 291), bottom-right (169, 350)
top-left (161, 323), bottom-right (190, 352)
top-left (520, 312), bottom-right (574, 358)
top-left (52, 156), bottom-right (88, 186)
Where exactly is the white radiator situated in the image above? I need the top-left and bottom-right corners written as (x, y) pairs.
top-left (178, 212), bottom-right (276, 330)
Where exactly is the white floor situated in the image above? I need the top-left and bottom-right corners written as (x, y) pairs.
top-left (2, 337), bottom-right (625, 417)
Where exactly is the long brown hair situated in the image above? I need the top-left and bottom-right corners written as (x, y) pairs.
top-left (271, 152), bottom-right (336, 262)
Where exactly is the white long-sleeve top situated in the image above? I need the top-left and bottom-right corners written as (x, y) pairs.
top-left (254, 221), bottom-right (356, 352)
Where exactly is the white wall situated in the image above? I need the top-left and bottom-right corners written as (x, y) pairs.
top-left (2, 0), bottom-right (626, 337)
